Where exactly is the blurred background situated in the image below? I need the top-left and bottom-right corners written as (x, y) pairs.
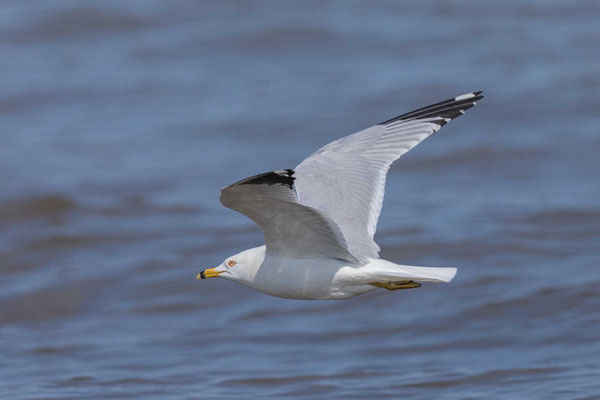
top-left (1, 1), bottom-right (599, 399)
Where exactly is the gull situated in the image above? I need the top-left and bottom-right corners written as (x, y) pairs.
top-left (198, 91), bottom-right (483, 299)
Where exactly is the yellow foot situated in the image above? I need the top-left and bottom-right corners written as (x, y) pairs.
top-left (370, 280), bottom-right (422, 291)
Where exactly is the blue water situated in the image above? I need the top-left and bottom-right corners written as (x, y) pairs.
top-left (1, 1), bottom-right (599, 398)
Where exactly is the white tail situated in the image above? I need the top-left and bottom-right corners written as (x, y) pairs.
top-left (367, 259), bottom-right (457, 283)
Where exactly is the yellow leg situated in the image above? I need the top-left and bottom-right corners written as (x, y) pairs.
top-left (370, 281), bottom-right (421, 291)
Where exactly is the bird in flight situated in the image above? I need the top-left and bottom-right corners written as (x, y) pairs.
top-left (198, 91), bottom-right (483, 299)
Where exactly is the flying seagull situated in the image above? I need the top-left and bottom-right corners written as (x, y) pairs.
top-left (198, 91), bottom-right (483, 299)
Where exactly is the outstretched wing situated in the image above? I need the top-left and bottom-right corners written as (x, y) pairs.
top-left (294, 91), bottom-right (484, 260)
top-left (220, 170), bottom-right (360, 263)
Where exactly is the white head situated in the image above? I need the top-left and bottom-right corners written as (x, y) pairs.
top-left (197, 245), bottom-right (265, 284)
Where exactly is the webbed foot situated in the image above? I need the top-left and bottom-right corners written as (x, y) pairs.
top-left (370, 280), bottom-right (421, 291)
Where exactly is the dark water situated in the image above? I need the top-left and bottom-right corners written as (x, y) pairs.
top-left (1, 1), bottom-right (599, 398)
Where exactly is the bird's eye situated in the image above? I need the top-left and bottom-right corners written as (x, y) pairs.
top-left (227, 260), bottom-right (236, 267)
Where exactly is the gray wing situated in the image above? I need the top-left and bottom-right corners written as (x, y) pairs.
top-left (294, 91), bottom-right (484, 260)
top-left (220, 170), bottom-right (359, 263)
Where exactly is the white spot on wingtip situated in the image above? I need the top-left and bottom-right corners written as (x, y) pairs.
top-left (455, 93), bottom-right (475, 101)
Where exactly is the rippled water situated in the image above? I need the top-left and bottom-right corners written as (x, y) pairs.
top-left (1, 1), bottom-right (599, 399)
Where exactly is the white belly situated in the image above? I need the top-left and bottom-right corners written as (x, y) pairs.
top-left (247, 257), bottom-right (376, 300)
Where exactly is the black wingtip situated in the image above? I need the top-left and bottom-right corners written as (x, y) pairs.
top-left (379, 90), bottom-right (484, 126)
top-left (232, 169), bottom-right (296, 189)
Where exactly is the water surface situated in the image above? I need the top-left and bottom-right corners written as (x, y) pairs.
top-left (1, 1), bottom-right (599, 399)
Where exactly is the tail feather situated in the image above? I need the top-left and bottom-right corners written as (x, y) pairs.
top-left (370, 263), bottom-right (457, 284)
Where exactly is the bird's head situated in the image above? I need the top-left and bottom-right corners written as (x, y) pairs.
top-left (197, 245), bottom-right (265, 283)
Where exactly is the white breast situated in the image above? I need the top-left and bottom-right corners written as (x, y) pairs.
top-left (247, 256), bottom-right (375, 300)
